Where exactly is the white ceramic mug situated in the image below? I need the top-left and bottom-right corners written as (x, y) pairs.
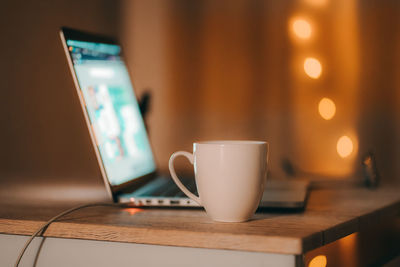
top-left (169, 141), bottom-right (269, 222)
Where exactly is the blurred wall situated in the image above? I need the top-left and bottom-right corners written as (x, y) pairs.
top-left (1, 0), bottom-right (399, 198)
top-left (121, 0), bottom-right (295, 177)
top-left (357, 0), bottom-right (400, 184)
top-left (0, 0), bottom-right (120, 199)
top-left (121, 0), bottom-right (400, 182)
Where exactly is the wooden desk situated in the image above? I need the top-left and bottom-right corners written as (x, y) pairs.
top-left (0, 185), bottom-right (399, 266)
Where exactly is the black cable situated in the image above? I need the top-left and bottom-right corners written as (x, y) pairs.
top-left (14, 202), bottom-right (128, 267)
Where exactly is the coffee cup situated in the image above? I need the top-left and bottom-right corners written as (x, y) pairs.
top-left (169, 140), bottom-right (269, 222)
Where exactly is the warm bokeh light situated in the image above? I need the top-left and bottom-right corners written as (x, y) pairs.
top-left (318, 98), bottom-right (336, 120)
top-left (308, 255), bottom-right (327, 267)
top-left (304, 57), bottom-right (322, 79)
top-left (292, 19), bottom-right (312, 39)
top-left (304, 0), bottom-right (329, 7)
top-left (337, 136), bottom-right (354, 158)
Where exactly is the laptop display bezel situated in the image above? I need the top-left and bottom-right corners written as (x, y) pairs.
top-left (59, 27), bottom-right (158, 200)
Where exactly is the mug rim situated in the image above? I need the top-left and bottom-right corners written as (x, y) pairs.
top-left (194, 140), bottom-right (267, 145)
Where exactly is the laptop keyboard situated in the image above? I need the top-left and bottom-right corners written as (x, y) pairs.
top-left (130, 177), bottom-right (197, 198)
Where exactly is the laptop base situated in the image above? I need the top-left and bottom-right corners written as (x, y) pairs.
top-left (119, 178), bottom-right (309, 210)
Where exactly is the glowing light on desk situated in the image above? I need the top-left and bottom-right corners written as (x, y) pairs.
top-left (292, 19), bottom-right (312, 39)
top-left (304, 57), bottom-right (322, 79)
top-left (318, 98), bottom-right (336, 120)
top-left (337, 136), bottom-right (353, 158)
top-left (123, 208), bottom-right (143, 216)
top-left (308, 255), bottom-right (327, 267)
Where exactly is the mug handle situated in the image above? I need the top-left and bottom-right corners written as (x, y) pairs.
top-left (168, 151), bottom-right (201, 205)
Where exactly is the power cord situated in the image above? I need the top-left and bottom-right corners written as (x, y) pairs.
top-left (14, 202), bottom-right (128, 267)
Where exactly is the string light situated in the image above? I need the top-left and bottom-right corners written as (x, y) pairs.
top-left (337, 136), bottom-right (353, 158)
top-left (292, 18), bottom-right (312, 39)
top-left (318, 98), bottom-right (336, 120)
top-left (292, 0), bottom-right (352, 164)
top-left (304, 57), bottom-right (322, 79)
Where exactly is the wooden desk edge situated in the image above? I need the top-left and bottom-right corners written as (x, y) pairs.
top-left (0, 218), bottom-right (311, 254)
top-left (0, 187), bottom-right (399, 255)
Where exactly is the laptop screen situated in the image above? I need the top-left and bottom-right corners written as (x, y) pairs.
top-left (66, 39), bottom-right (156, 186)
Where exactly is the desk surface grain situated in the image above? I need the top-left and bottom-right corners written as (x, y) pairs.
top-left (0, 185), bottom-right (399, 255)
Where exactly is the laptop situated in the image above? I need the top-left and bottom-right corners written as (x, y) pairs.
top-left (59, 27), bottom-right (309, 209)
